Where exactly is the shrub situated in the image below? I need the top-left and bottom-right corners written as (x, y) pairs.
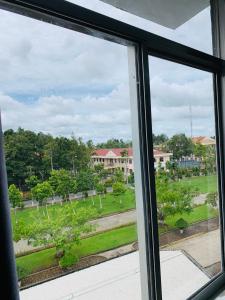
top-left (17, 265), bottom-right (29, 280)
top-left (206, 192), bottom-right (218, 208)
top-left (59, 252), bottom-right (79, 269)
top-left (175, 218), bottom-right (188, 230)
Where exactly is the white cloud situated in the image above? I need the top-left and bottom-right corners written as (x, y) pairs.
top-left (0, 3), bottom-right (216, 141)
top-left (0, 84), bottom-right (132, 142)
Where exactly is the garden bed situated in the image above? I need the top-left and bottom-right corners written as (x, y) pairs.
top-left (21, 255), bottom-right (107, 289)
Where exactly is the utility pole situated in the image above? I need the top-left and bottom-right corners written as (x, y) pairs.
top-left (189, 103), bottom-right (193, 138)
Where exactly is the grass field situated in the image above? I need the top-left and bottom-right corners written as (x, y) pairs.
top-left (172, 175), bottom-right (217, 194)
top-left (165, 204), bottom-right (218, 229)
top-left (14, 175), bottom-right (219, 279)
top-left (13, 175), bottom-right (217, 226)
top-left (15, 203), bottom-right (218, 278)
top-left (12, 189), bottom-right (136, 224)
top-left (16, 224), bottom-right (138, 276)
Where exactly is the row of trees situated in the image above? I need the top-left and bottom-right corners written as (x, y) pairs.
top-left (96, 138), bottom-right (132, 149)
top-left (9, 166), bottom-right (128, 208)
top-left (4, 128), bottom-right (215, 190)
top-left (158, 133), bottom-right (216, 164)
top-left (4, 128), bottom-right (92, 188)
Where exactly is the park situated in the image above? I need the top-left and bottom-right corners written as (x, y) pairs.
top-left (4, 129), bottom-right (219, 286)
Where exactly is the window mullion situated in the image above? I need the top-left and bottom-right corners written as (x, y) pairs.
top-left (139, 44), bottom-right (162, 300)
top-left (0, 116), bottom-right (19, 299)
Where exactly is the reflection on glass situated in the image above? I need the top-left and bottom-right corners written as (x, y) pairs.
top-left (149, 57), bottom-right (221, 299)
top-left (67, 0), bottom-right (212, 54)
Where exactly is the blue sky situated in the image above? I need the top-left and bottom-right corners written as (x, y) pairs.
top-left (0, 1), bottom-right (216, 142)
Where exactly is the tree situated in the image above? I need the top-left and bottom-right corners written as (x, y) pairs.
top-left (14, 203), bottom-right (96, 267)
top-left (96, 183), bottom-right (105, 209)
top-left (113, 169), bottom-right (124, 183)
top-left (8, 184), bottom-right (23, 218)
top-left (203, 146), bottom-right (216, 175)
top-left (112, 182), bottom-right (126, 205)
top-left (165, 161), bottom-right (178, 181)
top-left (25, 175), bottom-right (40, 190)
top-left (153, 134), bottom-right (168, 145)
top-left (68, 134), bottom-right (78, 175)
top-left (121, 149), bottom-right (129, 184)
top-left (3, 128), bottom-right (91, 188)
top-left (167, 134), bottom-right (194, 160)
top-left (93, 163), bottom-right (107, 180)
top-left (76, 169), bottom-right (97, 195)
top-left (31, 181), bottom-right (53, 206)
top-left (96, 138), bottom-right (132, 149)
top-left (128, 171), bottom-right (135, 185)
top-left (175, 218), bottom-right (188, 234)
top-left (49, 169), bottom-right (77, 201)
top-left (156, 176), bottom-right (193, 225)
top-left (193, 143), bottom-right (206, 159)
top-left (44, 140), bottom-right (56, 172)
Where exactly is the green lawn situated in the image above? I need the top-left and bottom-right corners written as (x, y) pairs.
top-left (165, 204), bottom-right (218, 228)
top-left (13, 175), bottom-right (217, 226)
top-left (172, 175), bottom-right (217, 194)
top-left (16, 224), bottom-right (138, 276)
top-left (14, 175), bottom-right (219, 279)
top-left (15, 203), bottom-right (218, 277)
top-left (13, 189), bottom-right (136, 224)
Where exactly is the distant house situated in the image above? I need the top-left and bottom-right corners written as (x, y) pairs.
top-left (192, 136), bottom-right (216, 147)
top-left (91, 148), bottom-right (172, 175)
top-left (177, 136), bottom-right (216, 169)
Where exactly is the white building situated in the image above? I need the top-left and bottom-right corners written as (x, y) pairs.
top-left (91, 148), bottom-right (172, 174)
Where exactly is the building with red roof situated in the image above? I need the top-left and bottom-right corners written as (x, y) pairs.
top-left (91, 147), bottom-right (172, 174)
top-left (192, 136), bottom-right (216, 146)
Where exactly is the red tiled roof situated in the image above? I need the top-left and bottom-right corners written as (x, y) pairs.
top-left (192, 136), bottom-right (205, 144)
top-left (92, 148), bottom-right (168, 157)
top-left (192, 136), bottom-right (215, 145)
top-left (93, 148), bottom-right (133, 157)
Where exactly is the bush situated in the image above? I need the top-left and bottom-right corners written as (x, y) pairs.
top-left (59, 252), bottom-right (79, 269)
top-left (175, 218), bottom-right (188, 230)
top-left (206, 192), bottom-right (218, 208)
top-left (17, 265), bottom-right (29, 280)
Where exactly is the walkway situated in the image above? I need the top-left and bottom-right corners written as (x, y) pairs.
top-left (14, 210), bottom-right (137, 254)
top-left (163, 229), bottom-right (221, 277)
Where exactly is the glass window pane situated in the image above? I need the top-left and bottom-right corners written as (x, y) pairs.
top-left (67, 0), bottom-right (212, 54)
top-left (0, 9), bottom-right (144, 300)
top-left (149, 57), bottom-right (222, 299)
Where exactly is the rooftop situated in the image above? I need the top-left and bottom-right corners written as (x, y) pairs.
top-left (92, 148), bottom-right (171, 158)
top-left (192, 136), bottom-right (216, 145)
top-left (20, 251), bottom-right (209, 300)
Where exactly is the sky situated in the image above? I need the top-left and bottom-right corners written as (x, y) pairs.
top-left (0, 0), bottom-right (215, 142)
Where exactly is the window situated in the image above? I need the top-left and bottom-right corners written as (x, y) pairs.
top-left (0, 1), bottom-right (224, 300)
top-left (149, 57), bottom-right (223, 298)
top-left (0, 8), bottom-right (142, 300)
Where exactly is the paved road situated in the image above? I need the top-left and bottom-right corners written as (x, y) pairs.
top-left (90, 210), bottom-right (136, 232)
top-left (14, 210), bottom-right (137, 255)
top-left (192, 193), bottom-right (207, 205)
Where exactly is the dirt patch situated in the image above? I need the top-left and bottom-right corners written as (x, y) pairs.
top-left (159, 217), bottom-right (219, 247)
top-left (21, 255), bottom-right (107, 289)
